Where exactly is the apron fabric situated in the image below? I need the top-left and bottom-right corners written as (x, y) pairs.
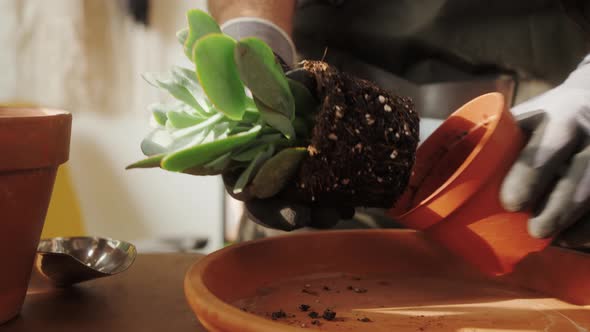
top-left (294, 0), bottom-right (588, 86)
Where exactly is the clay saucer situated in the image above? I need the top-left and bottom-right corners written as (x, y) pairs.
top-left (185, 230), bottom-right (590, 332)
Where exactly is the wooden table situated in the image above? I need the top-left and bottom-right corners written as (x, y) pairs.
top-left (2, 254), bottom-right (206, 331)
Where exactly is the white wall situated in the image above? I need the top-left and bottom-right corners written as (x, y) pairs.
top-left (0, 0), bottom-right (225, 252)
top-left (69, 111), bottom-right (225, 251)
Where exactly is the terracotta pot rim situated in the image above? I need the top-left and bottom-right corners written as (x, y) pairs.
top-left (0, 107), bottom-right (70, 119)
top-left (185, 229), bottom-right (418, 332)
top-left (393, 92), bottom-right (504, 219)
top-left (0, 107), bottom-right (72, 172)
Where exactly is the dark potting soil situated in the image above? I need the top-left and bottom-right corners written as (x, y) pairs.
top-left (322, 308), bottom-right (337, 321)
top-left (271, 309), bottom-right (287, 320)
top-left (299, 304), bottom-right (311, 312)
top-left (296, 61), bottom-right (419, 208)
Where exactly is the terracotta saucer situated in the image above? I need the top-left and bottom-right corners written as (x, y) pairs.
top-left (185, 230), bottom-right (590, 332)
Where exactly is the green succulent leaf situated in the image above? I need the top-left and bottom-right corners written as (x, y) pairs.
top-left (126, 154), bottom-right (165, 169)
top-left (205, 152), bottom-right (232, 170)
top-left (161, 124), bottom-right (261, 172)
top-left (288, 78), bottom-right (318, 116)
top-left (142, 73), bottom-right (208, 117)
top-left (140, 113), bottom-right (223, 157)
top-left (250, 147), bottom-right (306, 199)
top-left (148, 102), bottom-right (197, 117)
top-left (241, 109), bottom-right (260, 124)
top-left (232, 133), bottom-right (283, 161)
top-left (159, 82), bottom-right (204, 115)
top-left (181, 167), bottom-right (224, 176)
top-left (233, 100), bottom-right (260, 125)
top-left (234, 37), bottom-right (295, 120)
top-left (171, 66), bottom-right (209, 100)
top-left (229, 125), bottom-right (251, 135)
top-left (171, 112), bottom-right (224, 140)
top-left (140, 127), bottom-right (206, 157)
top-left (194, 34), bottom-right (247, 120)
top-left (177, 28), bottom-right (189, 46)
top-left (151, 109), bottom-right (168, 127)
top-left (207, 122), bottom-right (235, 142)
top-left (254, 97), bottom-right (295, 139)
top-left (170, 67), bottom-right (212, 115)
top-left (141, 129), bottom-right (174, 156)
top-left (184, 9), bottom-right (221, 60)
top-left (183, 152), bottom-right (232, 176)
top-left (231, 144), bottom-right (268, 162)
top-left (171, 66), bottom-right (199, 89)
top-left (292, 117), bottom-right (311, 138)
top-left (166, 110), bottom-right (205, 129)
top-left (233, 144), bottom-right (275, 194)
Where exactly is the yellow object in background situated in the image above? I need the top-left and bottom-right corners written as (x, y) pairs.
top-left (42, 164), bottom-right (85, 238)
top-left (1, 102), bottom-right (85, 238)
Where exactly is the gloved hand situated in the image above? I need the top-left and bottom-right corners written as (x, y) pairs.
top-left (501, 54), bottom-right (590, 249)
top-left (222, 172), bottom-right (355, 231)
top-left (244, 198), bottom-right (355, 231)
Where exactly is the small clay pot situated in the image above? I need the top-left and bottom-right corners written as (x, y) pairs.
top-left (0, 108), bottom-right (71, 324)
top-left (388, 93), bottom-right (551, 275)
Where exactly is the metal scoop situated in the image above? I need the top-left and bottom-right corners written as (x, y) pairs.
top-left (35, 237), bottom-right (137, 287)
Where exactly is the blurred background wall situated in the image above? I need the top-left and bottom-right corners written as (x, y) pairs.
top-left (0, 0), bottom-right (227, 253)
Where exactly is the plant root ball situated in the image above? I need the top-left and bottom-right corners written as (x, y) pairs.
top-left (296, 61), bottom-right (419, 208)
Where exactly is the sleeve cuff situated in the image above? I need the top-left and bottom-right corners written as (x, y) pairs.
top-left (564, 53), bottom-right (590, 90)
top-left (580, 53), bottom-right (590, 67)
top-left (221, 17), bottom-right (297, 67)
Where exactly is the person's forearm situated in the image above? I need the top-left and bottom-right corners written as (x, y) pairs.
top-left (208, 0), bottom-right (296, 37)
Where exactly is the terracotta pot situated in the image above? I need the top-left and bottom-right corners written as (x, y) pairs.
top-left (185, 230), bottom-right (590, 332)
top-left (0, 108), bottom-right (71, 324)
top-left (388, 93), bottom-right (551, 275)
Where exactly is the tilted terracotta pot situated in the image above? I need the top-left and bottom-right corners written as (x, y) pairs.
top-left (0, 108), bottom-right (71, 324)
top-left (389, 93), bottom-right (552, 275)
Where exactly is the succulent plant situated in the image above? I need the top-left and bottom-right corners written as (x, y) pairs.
top-left (129, 9), bottom-right (419, 209)
top-left (128, 9), bottom-right (317, 198)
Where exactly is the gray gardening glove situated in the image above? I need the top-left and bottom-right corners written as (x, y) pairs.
top-left (220, 17), bottom-right (297, 67)
top-left (501, 54), bottom-right (590, 249)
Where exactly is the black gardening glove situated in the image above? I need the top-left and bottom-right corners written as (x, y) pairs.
top-left (223, 172), bottom-right (355, 231)
top-left (245, 197), bottom-right (355, 231)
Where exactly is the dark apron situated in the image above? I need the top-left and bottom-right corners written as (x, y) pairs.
top-left (294, 0), bottom-right (588, 86)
